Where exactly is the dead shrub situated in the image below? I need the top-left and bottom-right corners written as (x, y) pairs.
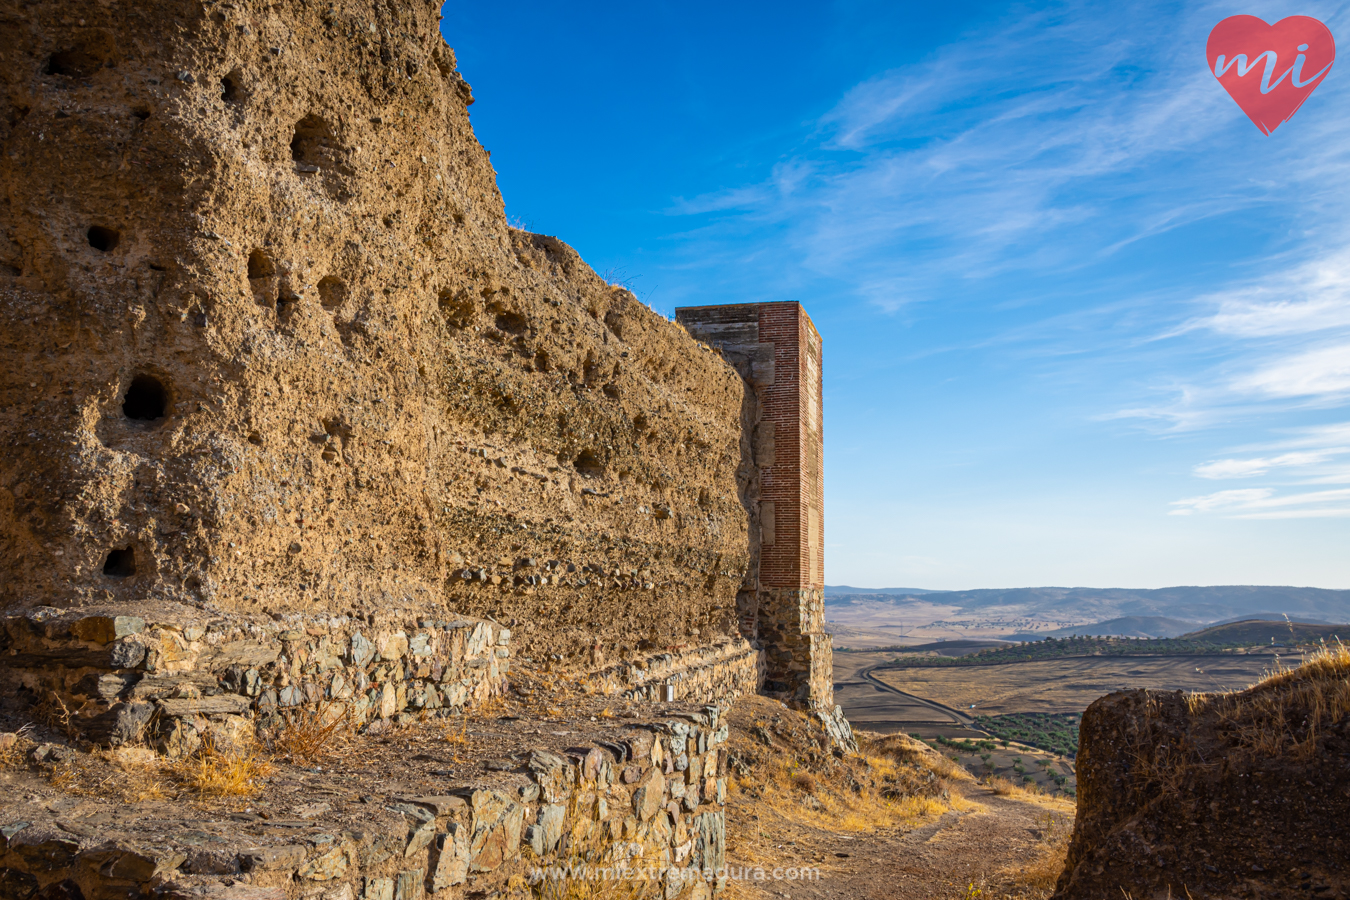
top-left (31, 692), bottom-right (79, 741)
top-left (266, 702), bottom-right (351, 764)
top-left (0, 729), bottom-right (32, 770)
top-left (171, 737), bottom-right (273, 798)
top-left (791, 770), bottom-right (817, 794)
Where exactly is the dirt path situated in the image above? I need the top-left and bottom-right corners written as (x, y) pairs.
top-left (726, 782), bottom-right (1069, 900)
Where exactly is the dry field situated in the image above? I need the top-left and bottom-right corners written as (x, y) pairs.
top-left (874, 654), bottom-right (1283, 715)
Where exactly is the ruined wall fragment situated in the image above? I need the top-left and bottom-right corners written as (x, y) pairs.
top-left (0, 0), bottom-right (754, 668)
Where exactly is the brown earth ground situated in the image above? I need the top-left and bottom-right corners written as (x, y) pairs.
top-left (720, 697), bottom-right (1074, 900)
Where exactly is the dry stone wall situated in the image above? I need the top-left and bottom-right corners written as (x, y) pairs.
top-left (0, 707), bottom-right (734, 900)
top-left (0, 0), bottom-right (757, 670)
top-left (0, 601), bottom-right (510, 753)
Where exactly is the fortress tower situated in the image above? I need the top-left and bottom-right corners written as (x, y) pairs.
top-left (675, 302), bottom-right (831, 708)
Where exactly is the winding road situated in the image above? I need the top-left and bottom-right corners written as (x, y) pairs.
top-left (860, 663), bottom-right (976, 727)
top-left (832, 653), bottom-right (982, 735)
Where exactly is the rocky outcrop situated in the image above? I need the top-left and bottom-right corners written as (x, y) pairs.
top-left (0, 0), bottom-right (755, 667)
top-left (1055, 649), bottom-right (1350, 899)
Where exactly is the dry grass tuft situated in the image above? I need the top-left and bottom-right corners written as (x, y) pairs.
top-left (1001, 811), bottom-right (1072, 895)
top-left (470, 693), bottom-right (509, 721)
top-left (987, 776), bottom-right (1076, 813)
top-left (41, 744), bottom-right (172, 802)
top-left (267, 702), bottom-right (351, 764)
top-left (171, 738), bottom-right (273, 798)
top-left (790, 770), bottom-right (817, 794)
top-left (0, 728), bottom-right (32, 770)
top-left (98, 745), bottom-right (172, 801)
top-left (441, 715), bottom-right (470, 746)
top-left (1195, 640), bottom-right (1350, 761)
top-left (727, 748), bottom-right (950, 837)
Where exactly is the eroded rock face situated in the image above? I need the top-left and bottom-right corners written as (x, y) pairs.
top-left (1056, 686), bottom-right (1350, 899)
top-left (0, 0), bottom-right (754, 662)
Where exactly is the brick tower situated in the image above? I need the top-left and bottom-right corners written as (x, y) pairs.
top-left (674, 302), bottom-right (831, 709)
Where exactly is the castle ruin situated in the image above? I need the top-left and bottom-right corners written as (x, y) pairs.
top-left (0, 3), bottom-right (846, 897)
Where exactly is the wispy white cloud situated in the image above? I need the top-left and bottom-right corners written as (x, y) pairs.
top-left (668, 1), bottom-right (1281, 314)
top-left (1169, 488), bottom-right (1273, 515)
top-left (1177, 418), bottom-right (1350, 514)
top-left (1231, 341), bottom-right (1350, 400)
top-left (1183, 248), bottom-right (1350, 339)
top-left (1171, 487), bottom-right (1350, 518)
top-left (1194, 451), bottom-right (1337, 479)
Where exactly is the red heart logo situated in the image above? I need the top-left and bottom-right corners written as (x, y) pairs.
top-left (1207, 15), bottom-right (1335, 135)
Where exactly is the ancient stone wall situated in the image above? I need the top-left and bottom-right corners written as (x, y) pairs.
top-left (0, 0), bottom-right (759, 672)
top-left (0, 602), bottom-right (512, 752)
top-left (0, 705), bottom-right (735, 900)
top-left (675, 304), bottom-right (832, 709)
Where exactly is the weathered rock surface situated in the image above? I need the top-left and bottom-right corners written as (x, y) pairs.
top-left (1056, 658), bottom-right (1350, 899)
top-left (0, 0), bottom-right (756, 665)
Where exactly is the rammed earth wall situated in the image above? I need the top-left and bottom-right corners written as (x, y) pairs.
top-left (0, 0), bottom-right (755, 671)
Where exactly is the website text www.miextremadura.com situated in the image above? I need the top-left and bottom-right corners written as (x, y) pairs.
top-left (527, 863), bottom-right (822, 885)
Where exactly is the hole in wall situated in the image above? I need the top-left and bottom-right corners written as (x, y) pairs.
top-left (318, 276), bottom-right (346, 310)
top-left (122, 374), bottom-right (168, 421)
top-left (290, 113), bottom-right (339, 167)
top-left (87, 226), bottom-right (119, 252)
top-left (221, 68), bottom-right (245, 102)
top-left (102, 547), bottom-right (136, 577)
top-left (574, 449), bottom-right (605, 478)
top-left (132, 107), bottom-right (151, 121)
top-left (247, 249), bottom-right (274, 279)
top-left (47, 48), bottom-right (102, 79)
top-left (495, 311), bottom-right (528, 335)
top-left (247, 431), bottom-right (263, 446)
top-left (604, 308), bottom-right (625, 340)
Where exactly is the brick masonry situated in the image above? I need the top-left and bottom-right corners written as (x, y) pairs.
top-left (673, 303), bottom-right (832, 709)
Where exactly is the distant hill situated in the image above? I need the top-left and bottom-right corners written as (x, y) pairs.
top-left (891, 639), bottom-right (1011, 657)
top-left (824, 585), bottom-right (936, 596)
top-left (826, 585), bottom-right (1350, 625)
top-left (1005, 615), bottom-right (1199, 640)
top-left (1181, 619), bottom-right (1348, 645)
top-left (1209, 612), bottom-right (1332, 626)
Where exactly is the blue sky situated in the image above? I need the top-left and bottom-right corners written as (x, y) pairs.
top-left (443, 1), bottom-right (1350, 590)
